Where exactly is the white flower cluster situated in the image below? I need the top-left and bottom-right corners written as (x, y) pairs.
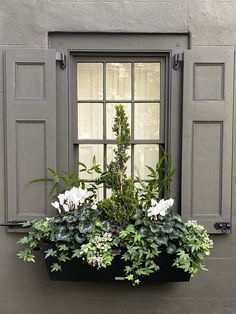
top-left (80, 232), bottom-right (113, 268)
top-left (147, 198), bottom-right (174, 220)
top-left (51, 187), bottom-right (94, 214)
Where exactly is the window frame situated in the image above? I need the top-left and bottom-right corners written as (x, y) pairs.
top-left (50, 32), bottom-right (189, 211)
top-left (70, 54), bottom-right (167, 185)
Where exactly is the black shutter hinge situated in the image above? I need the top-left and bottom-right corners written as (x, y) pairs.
top-left (56, 52), bottom-right (66, 69)
top-left (214, 222), bottom-right (231, 233)
top-left (173, 53), bottom-right (183, 70)
top-left (0, 220), bottom-right (28, 229)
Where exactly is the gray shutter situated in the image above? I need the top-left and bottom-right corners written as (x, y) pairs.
top-left (182, 48), bottom-right (234, 233)
top-left (4, 49), bottom-right (56, 222)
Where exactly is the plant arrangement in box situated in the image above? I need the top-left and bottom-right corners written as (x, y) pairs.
top-left (17, 105), bottom-right (213, 285)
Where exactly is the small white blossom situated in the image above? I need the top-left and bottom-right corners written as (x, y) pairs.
top-left (91, 204), bottom-right (97, 210)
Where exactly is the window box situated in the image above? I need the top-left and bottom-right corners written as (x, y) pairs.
top-left (42, 243), bottom-right (190, 282)
top-left (17, 105), bottom-right (213, 286)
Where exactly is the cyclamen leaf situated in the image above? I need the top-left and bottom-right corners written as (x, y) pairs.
top-left (78, 220), bottom-right (94, 234)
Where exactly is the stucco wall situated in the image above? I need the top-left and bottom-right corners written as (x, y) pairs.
top-left (0, 1), bottom-right (236, 313)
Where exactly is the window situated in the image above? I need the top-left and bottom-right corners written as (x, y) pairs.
top-left (54, 33), bottom-right (186, 211)
top-left (72, 56), bottom-right (166, 198)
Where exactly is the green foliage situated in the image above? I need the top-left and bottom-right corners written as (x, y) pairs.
top-left (97, 180), bottom-right (138, 225)
top-left (17, 204), bottom-right (99, 270)
top-left (173, 220), bottom-right (213, 275)
top-left (78, 232), bottom-right (114, 269)
top-left (29, 156), bottom-right (101, 199)
top-left (17, 104), bottom-right (213, 286)
top-left (98, 105), bottom-right (137, 225)
top-left (117, 224), bottom-right (160, 285)
top-left (136, 152), bottom-right (175, 207)
top-left (51, 263), bottom-right (62, 272)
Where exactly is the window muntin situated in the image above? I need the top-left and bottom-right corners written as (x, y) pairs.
top-left (75, 57), bottom-right (165, 198)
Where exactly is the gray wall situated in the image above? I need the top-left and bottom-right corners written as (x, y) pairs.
top-left (0, 1), bottom-right (236, 313)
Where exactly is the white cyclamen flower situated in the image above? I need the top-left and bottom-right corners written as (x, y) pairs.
top-left (58, 193), bottom-right (66, 205)
top-left (51, 201), bottom-right (60, 209)
top-left (147, 198), bottom-right (174, 220)
top-left (65, 187), bottom-right (93, 208)
top-left (63, 204), bottom-right (69, 212)
top-left (51, 201), bottom-right (61, 214)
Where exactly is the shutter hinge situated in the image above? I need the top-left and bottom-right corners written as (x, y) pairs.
top-left (214, 222), bottom-right (231, 233)
top-left (56, 52), bottom-right (66, 69)
top-left (0, 220), bottom-right (28, 229)
top-left (173, 53), bottom-right (183, 70)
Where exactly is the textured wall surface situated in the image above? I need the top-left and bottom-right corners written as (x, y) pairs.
top-left (0, 1), bottom-right (236, 313)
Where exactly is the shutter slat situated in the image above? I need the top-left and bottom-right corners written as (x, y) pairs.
top-left (182, 48), bottom-right (234, 233)
top-left (4, 49), bottom-right (56, 222)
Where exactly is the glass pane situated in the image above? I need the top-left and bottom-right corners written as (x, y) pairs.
top-left (134, 145), bottom-right (159, 180)
top-left (78, 103), bottom-right (103, 139)
top-left (106, 103), bottom-right (131, 139)
top-left (107, 145), bottom-right (131, 176)
top-left (135, 63), bottom-right (160, 100)
top-left (134, 103), bottom-right (160, 139)
top-left (79, 145), bottom-right (103, 180)
top-left (77, 63), bottom-right (103, 100)
top-left (106, 63), bottom-right (131, 100)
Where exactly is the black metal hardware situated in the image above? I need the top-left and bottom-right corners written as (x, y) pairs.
top-left (214, 222), bottom-right (231, 233)
top-left (173, 53), bottom-right (183, 70)
top-left (56, 52), bottom-right (66, 69)
top-left (0, 220), bottom-right (28, 229)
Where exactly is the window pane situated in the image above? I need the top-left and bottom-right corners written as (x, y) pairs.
top-left (77, 103), bottom-right (103, 139)
top-left (106, 103), bottom-right (131, 139)
top-left (106, 63), bottom-right (131, 100)
top-left (77, 63), bottom-right (103, 100)
top-left (135, 63), bottom-right (160, 100)
top-left (79, 145), bottom-right (103, 180)
top-left (134, 145), bottom-right (159, 180)
top-left (134, 103), bottom-right (160, 139)
top-left (107, 145), bottom-right (131, 176)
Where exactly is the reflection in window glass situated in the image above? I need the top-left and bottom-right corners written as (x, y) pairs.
top-left (106, 63), bottom-right (131, 100)
top-left (106, 103), bottom-right (131, 139)
top-left (135, 63), bottom-right (160, 100)
top-left (77, 63), bottom-right (103, 100)
top-left (134, 103), bottom-right (160, 139)
top-left (134, 145), bottom-right (159, 180)
top-left (79, 145), bottom-right (103, 180)
top-left (78, 103), bottom-right (103, 139)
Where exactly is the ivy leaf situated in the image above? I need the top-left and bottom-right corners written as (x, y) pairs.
top-left (51, 263), bottom-right (62, 272)
top-left (44, 248), bottom-right (57, 259)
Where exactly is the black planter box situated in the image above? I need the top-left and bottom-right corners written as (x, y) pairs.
top-left (42, 243), bottom-right (190, 282)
